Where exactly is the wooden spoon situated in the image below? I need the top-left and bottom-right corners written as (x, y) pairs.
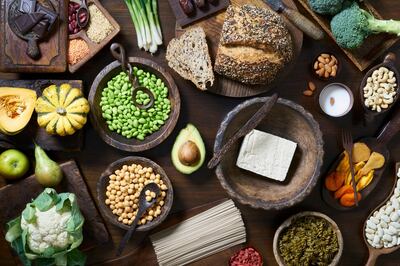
top-left (363, 163), bottom-right (400, 266)
top-left (322, 106), bottom-right (400, 211)
top-left (116, 182), bottom-right (160, 256)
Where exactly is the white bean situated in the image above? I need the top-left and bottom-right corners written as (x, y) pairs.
top-left (383, 234), bottom-right (392, 242)
top-left (368, 220), bottom-right (378, 229)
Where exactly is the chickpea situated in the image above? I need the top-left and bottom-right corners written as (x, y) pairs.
top-left (123, 219), bottom-right (129, 224)
top-left (116, 191), bottom-right (122, 196)
top-left (110, 204), bottom-right (115, 210)
top-left (148, 210), bottom-right (154, 216)
top-left (128, 213), bottom-right (133, 219)
top-left (118, 216), bottom-right (123, 222)
top-left (110, 174), bottom-right (116, 180)
top-left (145, 172), bottom-right (150, 178)
top-left (161, 192), bottom-right (166, 197)
top-left (159, 200), bottom-right (164, 206)
top-left (105, 199), bottom-right (111, 205)
top-left (106, 191), bottom-right (111, 197)
top-left (121, 213), bottom-right (127, 219)
top-left (116, 176), bottom-right (121, 181)
top-left (112, 209), bottom-right (118, 214)
top-left (141, 218), bottom-right (146, 224)
top-left (128, 220), bottom-right (133, 225)
top-left (146, 196), bottom-right (152, 202)
top-left (146, 216), bottom-right (153, 221)
top-left (145, 190), bottom-right (151, 196)
top-left (111, 189), bottom-right (116, 195)
top-left (161, 184), bottom-right (168, 190)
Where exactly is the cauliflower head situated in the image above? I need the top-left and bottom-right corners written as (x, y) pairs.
top-left (21, 206), bottom-right (73, 253)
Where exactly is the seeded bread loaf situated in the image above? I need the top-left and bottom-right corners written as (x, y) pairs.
top-left (214, 5), bottom-right (294, 85)
top-left (166, 27), bottom-right (214, 91)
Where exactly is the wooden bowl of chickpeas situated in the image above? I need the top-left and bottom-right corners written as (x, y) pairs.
top-left (97, 156), bottom-right (173, 231)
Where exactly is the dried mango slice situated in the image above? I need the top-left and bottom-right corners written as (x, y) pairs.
top-left (359, 152), bottom-right (385, 176)
top-left (356, 170), bottom-right (374, 191)
top-left (336, 152), bottom-right (350, 173)
top-left (352, 142), bottom-right (371, 163)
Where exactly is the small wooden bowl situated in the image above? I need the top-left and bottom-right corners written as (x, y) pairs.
top-left (273, 211), bottom-right (343, 266)
top-left (311, 52), bottom-right (340, 81)
top-left (360, 53), bottom-right (400, 121)
top-left (214, 97), bottom-right (324, 210)
top-left (97, 156), bottom-right (173, 231)
top-left (89, 57), bottom-right (180, 152)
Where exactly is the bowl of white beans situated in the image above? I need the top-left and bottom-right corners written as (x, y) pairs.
top-left (97, 156), bottom-right (173, 231)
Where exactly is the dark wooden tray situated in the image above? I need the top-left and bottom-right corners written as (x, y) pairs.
top-left (168, 0), bottom-right (230, 28)
top-left (175, 0), bottom-right (303, 98)
top-left (0, 0), bottom-right (68, 73)
top-left (296, 0), bottom-right (399, 71)
top-left (0, 79), bottom-right (85, 151)
top-left (68, 0), bottom-right (120, 73)
top-left (0, 160), bottom-right (110, 265)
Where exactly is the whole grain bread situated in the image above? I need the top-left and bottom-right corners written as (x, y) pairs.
top-left (166, 27), bottom-right (214, 91)
top-left (215, 5), bottom-right (294, 85)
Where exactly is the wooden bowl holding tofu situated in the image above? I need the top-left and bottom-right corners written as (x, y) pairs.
top-left (214, 97), bottom-right (324, 210)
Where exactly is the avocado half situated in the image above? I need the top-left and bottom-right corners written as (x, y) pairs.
top-left (171, 124), bottom-right (206, 174)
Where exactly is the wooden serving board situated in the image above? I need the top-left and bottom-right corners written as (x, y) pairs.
top-left (0, 0), bottom-right (68, 73)
top-left (175, 0), bottom-right (303, 98)
top-left (0, 160), bottom-right (110, 266)
top-left (297, 0), bottom-right (400, 71)
top-left (168, 0), bottom-right (230, 28)
top-left (88, 199), bottom-right (245, 265)
top-left (68, 0), bottom-right (120, 73)
top-left (0, 79), bottom-right (84, 151)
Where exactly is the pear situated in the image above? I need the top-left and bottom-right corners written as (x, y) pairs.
top-left (34, 144), bottom-right (63, 187)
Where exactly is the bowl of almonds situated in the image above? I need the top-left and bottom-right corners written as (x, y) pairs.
top-left (312, 52), bottom-right (340, 80)
top-left (97, 156), bottom-right (173, 231)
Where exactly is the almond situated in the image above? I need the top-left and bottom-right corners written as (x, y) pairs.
top-left (303, 90), bottom-right (313, 96)
top-left (308, 81), bottom-right (316, 91)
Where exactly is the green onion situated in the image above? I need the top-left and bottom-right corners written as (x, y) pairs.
top-left (123, 0), bottom-right (163, 54)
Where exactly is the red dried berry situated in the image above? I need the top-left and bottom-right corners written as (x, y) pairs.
top-left (229, 247), bottom-right (263, 266)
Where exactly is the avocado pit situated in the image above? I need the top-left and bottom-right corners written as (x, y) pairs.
top-left (178, 141), bottom-right (200, 166)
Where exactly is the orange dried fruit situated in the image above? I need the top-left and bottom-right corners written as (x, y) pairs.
top-left (340, 192), bottom-right (362, 207)
top-left (325, 172), bottom-right (338, 191)
top-left (334, 185), bottom-right (353, 199)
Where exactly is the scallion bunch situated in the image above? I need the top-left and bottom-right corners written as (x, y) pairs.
top-left (124, 0), bottom-right (163, 54)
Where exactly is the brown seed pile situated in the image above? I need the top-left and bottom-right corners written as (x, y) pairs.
top-left (313, 53), bottom-right (338, 79)
top-left (105, 163), bottom-right (168, 226)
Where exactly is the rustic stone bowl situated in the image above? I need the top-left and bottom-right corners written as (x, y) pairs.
top-left (214, 97), bottom-right (324, 210)
top-left (89, 57), bottom-right (180, 152)
top-left (97, 156), bottom-right (173, 231)
top-left (273, 211), bottom-right (343, 266)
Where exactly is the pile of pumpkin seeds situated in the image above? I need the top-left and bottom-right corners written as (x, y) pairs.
top-left (278, 216), bottom-right (339, 266)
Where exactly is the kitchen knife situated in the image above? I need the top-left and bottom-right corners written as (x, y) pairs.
top-left (265, 0), bottom-right (324, 40)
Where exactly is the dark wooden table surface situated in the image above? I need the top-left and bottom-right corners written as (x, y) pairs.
top-left (1, 0), bottom-right (400, 265)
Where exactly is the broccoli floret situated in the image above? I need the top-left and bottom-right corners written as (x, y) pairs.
top-left (331, 2), bottom-right (400, 49)
top-left (308, 0), bottom-right (345, 15)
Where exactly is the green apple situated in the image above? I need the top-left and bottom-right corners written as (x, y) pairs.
top-left (0, 149), bottom-right (29, 180)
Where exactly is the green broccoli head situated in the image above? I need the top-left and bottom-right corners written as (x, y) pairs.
top-left (308, 0), bottom-right (344, 15)
top-left (331, 2), bottom-right (400, 49)
top-left (331, 3), bottom-right (368, 49)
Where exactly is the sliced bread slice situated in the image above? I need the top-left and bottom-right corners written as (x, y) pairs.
top-left (166, 27), bottom-right (214, 91)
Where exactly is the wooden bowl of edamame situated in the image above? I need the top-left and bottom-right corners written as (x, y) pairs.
top-left (89, 57), bottom-right (181, 152)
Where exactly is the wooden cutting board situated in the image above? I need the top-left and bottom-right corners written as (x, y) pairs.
top-left (0, 79), bottom-right (84, 151)
top-left (0, 0), bottom-right (68, 73)
top-left (87, 199), bottom-right (246, 266)
top-left (297, 0), bottom-right (400, 71)
top-left (0, 160), bottom-right (110, 265)
top-left (175, 0), bottom-right (303, 98)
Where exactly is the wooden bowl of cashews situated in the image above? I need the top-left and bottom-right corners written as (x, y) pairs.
top-left (360, 53), bottom-right (399, 119)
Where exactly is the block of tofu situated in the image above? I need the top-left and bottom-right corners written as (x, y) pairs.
top-left (236, 129), bottom-right (297, 181)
